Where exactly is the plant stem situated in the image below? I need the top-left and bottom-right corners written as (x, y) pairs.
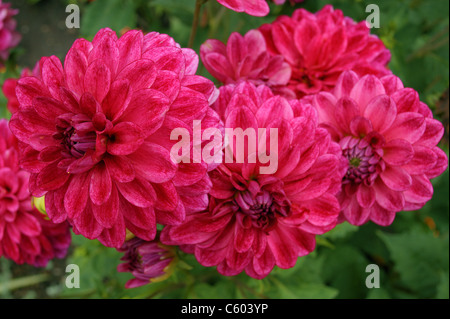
top-left (0, 274), bottom-right (50, 292)
top-left (188, 0), bottom-right (208, 48)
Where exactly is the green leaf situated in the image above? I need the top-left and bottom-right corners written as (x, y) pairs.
top-left (321, 222), bottom-right (359, 241)
top-left (269, 277), bottom-right (338, 299)
top-left (366, 287), bottom-right (391, 299)
top-left (81, 0), bottom-right (137, 38)
top-left (378, 230), bottom-right (449, 298)
top-left (436, 272), bottom-right (449, 299)
top-left (321, 245), bottom-right (370, 298)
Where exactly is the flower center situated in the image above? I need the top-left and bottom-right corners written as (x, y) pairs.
top-left (234, 186), bottom-right (290, 232)
top-left (55, 114), bottom-right (97, 159)
top-left (341, 136), bottom-right (383, 186)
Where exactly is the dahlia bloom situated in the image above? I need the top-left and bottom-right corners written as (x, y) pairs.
top-left (216, 0), bottom-right (304, 16)
top-left (216, 0), bottom-right (270, 17)
top-left (0, 0), bottom-right (21, 66)
top-left (201, 30), bottom-right (293, 98)
top-left (0, 119), bottom-right (71, 267)
top-left (118, 236), bottom-right (177, 288)
top-left (10, 28), bottom-right (219, 248)
top-left (307, 71), bottom-right (448, 226)
top-left (259, 5), bottom-right (391, 98)
top-left (2, 62), bottom-right (39, 114)
top-left (162, 82), bottom-right (345, 279)
top-left (272, 0), bottom-right (304, 5)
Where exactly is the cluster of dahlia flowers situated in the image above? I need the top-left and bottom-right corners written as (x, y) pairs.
top-left (1, 3), bottom-right (447, 287)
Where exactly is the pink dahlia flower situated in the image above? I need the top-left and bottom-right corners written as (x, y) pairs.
top-left (10, 28), bottom-right (219, 248)
top-left (259, 5), bottom-right (391, 98)
top-left (272, 0), bottom-right (304, 5)
top-left (2, 62), bottom-right (39, 114)
top-left (118, 236), bottom-right (177, 288)
top-left (307, 71), bottom-right (448, 226)
top-left (0, 119), bottom-right (71, 267)
top-left (216, 0), bottom-right (304, 16)
top-left (201, 30), bottom-right (293, 98)
top-left (162, 82), bottom-right (345, 279)
top-left (216, 0), bottom-right (270, 17)
top-left (0, 0), bottom-right (21, 66)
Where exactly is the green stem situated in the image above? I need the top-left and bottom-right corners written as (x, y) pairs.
top-left (188, 0), bottom-right (208, 48)
top-left (0, 274), bottom-right (50, 292)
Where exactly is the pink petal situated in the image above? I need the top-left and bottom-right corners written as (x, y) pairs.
top-left (73, 201), bottom-right (103, 239)
top-left (173, 162), bottom-right (208, 187)
top-left (416, 118), bottom-right (445, 147)
top-left (89, 161), bottom-right (112, 205)
top-left (64, 48), bottom-right (88, 97)
top-left (153, 182), bottom-right (179, 212)
top-left (356, 184), bottom-right (376, 208)
top-left (349, 116), bottom-right (373, 137)
top-left (334, 71), bottom-right (359, 99)
top-left (107, 122), bottom-right (144, 156)
top-left (124, 205), bottom-right (156, 241)
top-left (41, 56), bottom-right (65, 100)
top-left (115, 59), bottom-right (157, 92)
top-left (334, 97), bottom-right (360, 133)
top-left (45, 190), bottom-right (67, 223)
top-left (402, 145), bottom-right (438, 175)
top-left (382, 139), bottom-right (414, 166)
top-left (369, 203), bottom-right (396, 226)
top-left (119, 89), bottom-right (169, 136)
top-left (234, 224), bottom-right (255, 253)
top-left (380, 75), bottom-right (404, 95)
top-left (350, 75), bottom-right (386, 111)
top-left (116, 30), bottom-right (143, 72)
top-left (403, 174), bottom-right (433, 204)
top-left (116, 178), bottom-right (155, 208)
top-left (342, 197), bottom-right (371, 226)
top-left (383, 112), bottom-right (426, 144)
top-left (127, 142), bottom-right (177, 184)
top-left (92, 185), bottom-right (119, 228)
top-left (373, 179), bottom-right (405, 212)
top-left (102, 79), bottom-right (131, 121)
top-left (380, 165), bottom-right (412, 191)
top-left (64, 172), bottom-right (91, 220)
top-left (391, 88), bottom-right (420, 113)
top-left (363, 95), bottom-right (397, 132)
top-left (36, 163), bottom-right (70, 191)
top-left (97, 214), bottom-right (126, 248)
top-left (83, 59), bottom-right (111, 104)
top-left (104, 155), bottom-right (135, 183)
top-left (426, 147), bottom-right (448, 179)
top-left (167, 87), bottom-right (208, 122)
top-left (256, 96), bottom-right (294, 127)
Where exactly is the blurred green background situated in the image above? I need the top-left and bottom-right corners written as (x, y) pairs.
top-left (0, 0), bottom-right (448, 299)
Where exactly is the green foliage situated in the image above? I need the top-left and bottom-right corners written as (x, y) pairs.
top-left (378, 230), bottom-right (449, 298)
top-left (80, 0), bottom-right (137, 38)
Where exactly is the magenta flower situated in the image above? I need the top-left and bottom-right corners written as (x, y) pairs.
top-left (307, 71), bottom-right (448, 226)
top-left (201, 30), bottom-right (293, 98)
top-left (216, 0), bottom-right (304, 16)
top-left (216, 0), bottom-right (270, 17)
top-left (118, 236), bottom-right (177, 288)
top-left (0, 119), bottom-right (71, 267)
top-left (272, 0), bottom-right (304, 5)
top-left (0, 0), bottom-right (21, 66)
top-left (9, 28), bottom-right (218, 248)
top-left (2, 62), bottom-right (39, 114)
top-left (162, 82), bottom-right (345, 279)
top-left (259, 5), bottom-right (391, 98)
